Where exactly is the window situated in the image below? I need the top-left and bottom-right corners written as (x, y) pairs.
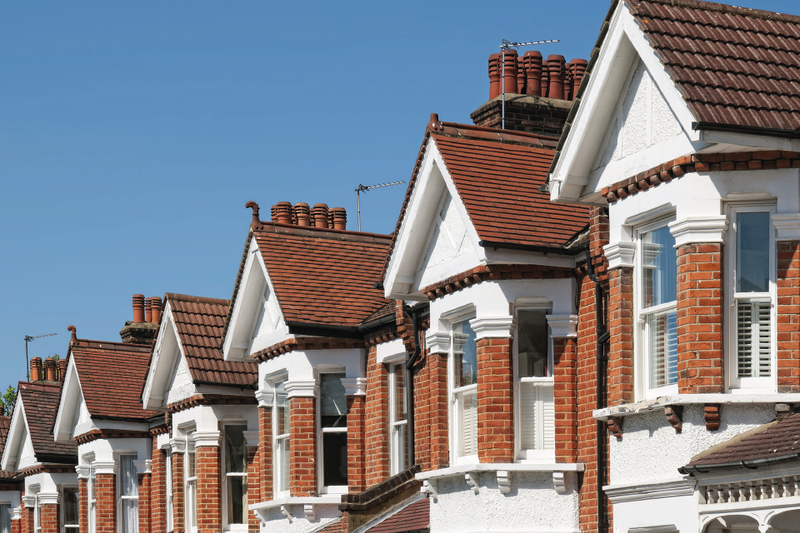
top-left (319, 373), bottom-right (347, 490)
top-left (729, 205), bottom-right (776, 390)
top-left (185, 430), bottom-right (197, 532)
top-left (272, 381), bottom-right (290, 496)
top-left (449, 318), bottom-right (477, 463)
top-left (0, 504), bottom-right (10, 533)
top-left (118, 455), bottom-right (138, 533)
top-left (223, 425), bottom-right (248, 528)
top-left (165, 450), bottom-right (173, 532)
top-left (637, 222), bottom-right (678, 397)
top-left (61, 486), bottom-right (79, 533)
top-left (89, 465), bottom-right (97, 533)
top-left (516, 308), bottom-right (554, 460)
top-left (388, 363), bottom-right (408, 475)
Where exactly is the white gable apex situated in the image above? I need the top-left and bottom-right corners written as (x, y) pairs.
top-left (222, 237), bottom-right (290, 361)
top-left (550, 1), bottom-right (701, 205)
top-left (142, 303), bottom-right (197, 410)
top-left (53, 358), bottom-right (96, 442)
top-left (384, 138), bottom-right (484, 300)
top-left (164, 350), bottom-right (195, 406)
top-left (1, 398), bottom-right (35, 471)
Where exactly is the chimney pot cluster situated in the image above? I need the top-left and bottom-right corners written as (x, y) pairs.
top-left (488, 50), bottom-right (587, 101)
top-left (132, 294), bottom-right (162, 324)
top-left (29, 355), bottom-right (66, 383)
top-left (270, 202), bottom-right (347, 231)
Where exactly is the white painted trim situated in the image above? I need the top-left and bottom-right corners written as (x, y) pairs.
top-left (341, 377), bottom-right (367, 396)
top-left (469, 316), bottom-right (514, 340)
top-left (604, 479), bottom-right (694, 503)
top-left (248, 495), bottom-right (341, 512)
top-left (375, 339), bottom-right (406, 365)
top-left (547, 315), bottom-right (578, 338)
top-left (284, 380), bottom-right (317, 398)
top-left (773, 213), bottom-right (800, 241)
top-left (593, 393), bottom-right (800, 419)
top-left (254, 389), bottom-right (271, 408)
top-left (668, 216), bottom-right (728, 247)
top-left (604, 242), bottom-right (636, 269)
top-left (350, 493), bottom-right (428, 533)
top-left (76, 465), bottom-right (90, 479)
top-left (193, 431), bottom-right (221, 448)
top-left (425, 331), bottom-right (450, 355)
top-left (93, 461), bottom-right (116, 475)
top-left (243, 431), bottom-right (259, 447)
top-left (415, 462), bottom-right (584, 481)
top-left (37, 492), bottom-right (59, 506)
top-left (169, 438), bottom-right (186, 454)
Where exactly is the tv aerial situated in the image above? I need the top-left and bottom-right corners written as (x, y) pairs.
top-left (24, 332), bottom-right (57, 380)
top-left (355, 181), bottom-right (406, 231)
top-left (499, 38), bottom-right (560, 129)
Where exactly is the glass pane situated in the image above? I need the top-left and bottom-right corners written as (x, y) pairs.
top-left (0, 504), bottom-right (10, 533)
top-left (121, 499), bottom-right (138, 533)
top-left (278, 437), bottom-right (290, 492)
top-left (322, 432), bottom-right (348, 486)
top-left (63, 487), bottom-right (79, 525)
top-left (393, 365), bottom-right (406, 421)
top-left (90, 466), bottom-right (96, 500)
top-left (276, 381), bottom-right (289, 437)
top-left (225, 425), bottom-right (247, 474)
top-left (647, 309), bottom-right (678, 389)
top-left (457, 389), bottom-right (478, 457)
top-left (453, 320), bottom-right (477, 387)
top-left (642, 225), bottom-right (677, 308)
top-left (187, 432), bottom-right (197, 478)
top-left (517, 309), bottom-right (551, 377)
top-left (187, 480), bottom-right (197, 527)
top-left (227, 477), bottom-right (245, 524)
top-left (737, 212), bottom-right (770, 293)
top-left (120, 455), bottom-right (138, 497)
top-left (321, 374), bottom-right (347, 428)
top-left (393, 423), bottom-right (406, 472)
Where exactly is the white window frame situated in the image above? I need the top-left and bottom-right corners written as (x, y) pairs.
top-left (387, 361), bottom-right (408, 475)
top-left (31, 486), bottom-right (41, 533)
top-left (634, 216), bottom-right (679, 399)
top-left (165, 449), bottom-right (173, 533)
top-left (60, 485), bottom-right (79, 533)
top-left (116, 453), bottom-right (139, 533)
top-left (446, 310), bottom-right (478, 466)
top-left (271, 376), bottom-right (290, 498)
top-left (87, 459), bottom-right (97, 533)
top-left (317, 370), bottom-right (348, 494)
top-left (184, 427), bottom-right (198, 533)
top-left (726, 202), bottom-right (777, 392)
top-left (221, 422), bottom-right (248, 532)
top-left (513, 305), bottom-right (555, 462)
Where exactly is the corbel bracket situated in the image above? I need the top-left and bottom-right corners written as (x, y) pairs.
top-left (497, 470), bottom-right (511, 494)
top-left (281, 505), bottom-right (293, 523)
top-left (665, 405), bottom-right (683, 433)
top-left (704, 404), bottom-right (721, 431)
top-left (553, 472), bottom-right (567, 494)
top-left (607, 416), bottom-right (624, 439)
top-left (421, 480), bottom-right (438, 502)
top-left (304, 504), bottom-right (315, 522)
top-left (465, 473), bottom-right (479, 494)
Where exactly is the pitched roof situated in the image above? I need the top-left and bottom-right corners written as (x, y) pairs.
top-left (70, 339), bottom-right (161, 421)
top-left (684, 413), bottom-right (800, 470)
top-left (167, 293), bottom-right (258, 387)
top-left (229, 222), bottom-right (392, 330)
top-left (368, 498), bottom-right (430, 533)
top-left (627, 0), bottom-right (800, 135)
top-left (0, 417), bottom-right (10, 459)
top-left (18, 382), bottom-right (76, 461)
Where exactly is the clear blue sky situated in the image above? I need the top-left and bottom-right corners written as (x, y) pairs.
top-left (2, 0), bottom-right (797, 385)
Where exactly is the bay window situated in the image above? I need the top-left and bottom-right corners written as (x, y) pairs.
top-left (118, 455), bottom-right (138, 533)
top-left (729, 205), bottom-right (776, 389)
top-left (272, 381), bottom-right (290, 496)
top-left (185, 429), bottom-right (197, 532)
top-left (319, 373), bottom-right (347, 490)
top-left (515, 308), bottom-right (554, 460)
top-left (637, 221), bottom-right (678, 397)
top-left (388, 363), bottom-right (408, 475)
top-left (223, 425), bottom-right (248, 528)
top-left (449, 318), bottom-right (477, 463)
top-left (61, 486), bottom-right (79, 533)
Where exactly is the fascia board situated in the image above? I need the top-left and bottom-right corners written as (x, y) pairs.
top-left (697, 129), bottom-right (797, 152)
top-left (247, 242), bottom-right (289, 356)
top-left (142, 304), bottom-right (183, 410)
top-left (52, 358), bottom-right (84, 442)
top-left (1, 398), bottom-right (27, 471)
top-left (222, 235), bottom-right (257, 359)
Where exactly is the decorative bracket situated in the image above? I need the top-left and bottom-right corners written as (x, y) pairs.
top-left (704, 404), bottom-right (721, 431)
top-left (465, 473), bottom-right (479, 495)
top-left (553, 472), bottom-right (567, 494)
top-left (304, 504), bottom-right (315, 522)
top-left (421, 480), bottom-right (438, 502)
top-left (607, 417), bottom-right (624, 439)
top-left (280, 505), bottom-right (293, 523)
top-left (665, 406), bottom-right (683, 433)
top-left (497, 470), bottom-right (511, 494)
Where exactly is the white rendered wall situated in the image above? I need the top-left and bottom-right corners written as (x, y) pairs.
top-left (429, 471), bottom-right (579, 533)
top-left (171, 404), bottom-right (258, 435)
top-left (257, 503), bottom-right (340, 533)
top-left (78, 437), bottom-right (152, 467)
top-left (610, 493), bottom-right (697, 533)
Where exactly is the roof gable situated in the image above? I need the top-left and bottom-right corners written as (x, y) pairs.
top-left (164, 349), bottom-right (196, 406)
top-left (52, 357), bottom-right (93, 442)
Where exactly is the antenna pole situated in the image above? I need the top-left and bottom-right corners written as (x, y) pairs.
top-left (23, 332), bottom-right (57, 381)
top-left (354, 181), bottom-right (405, 232)
top-left (499, 39), bottom-right (560, 130)
top-left (357, 189), bottom-right (362, 232)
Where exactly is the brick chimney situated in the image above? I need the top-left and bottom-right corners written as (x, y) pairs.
top-left (471, 49), bottom-right (588, 137)
top-left (120, 294), bottom-right (159, 345)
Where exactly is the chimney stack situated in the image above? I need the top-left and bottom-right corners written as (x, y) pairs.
top-left (44, 358), bottom-right (57, 382)
top-left (57, 359), bottom-right (67, 382)
top-left (30, 357), bottom-right (42, 382)
top-left (120, 293), bottom-right (159, 345)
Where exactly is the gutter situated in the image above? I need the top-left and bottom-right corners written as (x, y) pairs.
top-left (692, 121), bottom-right (800, 140)
top-left (679, 453), bottom-right (800, 475)
top-left (478, 240), bottom-right (582, 256)
top-left (285, 313), bottom-right (397, 339)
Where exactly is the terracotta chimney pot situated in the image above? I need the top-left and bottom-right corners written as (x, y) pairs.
top-left (275, 202), bottom-right (293, 225)
top-left (294, 203), bottom-right (311, 226)
top-left (502, 49), bottom-right (519, 94)
top-left (517, 59), bottom-right (526, 96)
top-left (30, 357), bottom-right (42, 382)
top-left (151, 297), bottom-right (162, 324)
top-left (57, 359), bottom-right (67, 382)
top-left (488, 53), bottom-right (501, 99)
top-left (270, 204), bottom-right (278, 222)
top-left (331, 207), bottom-right (347, 231)
top-left (570, 59), bottom-right (588, 100)
top-left (541, 68), bottom-right (549, 99)
top-left (522, 51), bottom-right (543, 97)
top-left (546, 55), bottom-right (566, 100)
top-left (132, 294), bottom-right (145, 323)
top-left (145, 298), bottom-right (153, 323)
top-left (44, 358), bottom-right (57, 382)
top-left (312, 204), bottom-right (329, 229)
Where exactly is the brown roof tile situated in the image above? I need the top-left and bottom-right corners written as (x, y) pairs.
top-left (367, 498), bottom-right (430, 533)
top-left (18, 382), bottom-right (76, 461)
top-left (685, 413), bottom-right (800, 470)
top-left (626, 0), bottom-right (800, 134)
top-left (166, 293), bottom-right (258, 388)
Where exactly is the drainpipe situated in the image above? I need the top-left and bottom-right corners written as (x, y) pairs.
top-left (586, 244), bottom-right (609, 533)
top-left (404, 304), bottom-right (426, 467)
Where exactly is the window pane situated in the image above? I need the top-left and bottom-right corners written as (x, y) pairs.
top-left (277, 437), bottom-right (290, 493)
top-left (393, 423), bottom-right (406, 472)
top-left (121, 499), bottom-right (138, 533)
top-left (642, 226), bottom-right (677, 308)
top-left (322, 432), bottom-right (348, 486)
top-left (227, 476), bottom-right (245, 525)
top-left (519, 381), bottom-right (554, 450)
top-left (454, 321), bottom-right (477, 387)
top-left (457, 389), bottom-right (478, 457)
top-left (276, 381), bottom-right (289, 436)
top-left (225, 425), bottom-right (247, 474)
top-left (63, 487), bottom-right (79, 525)
top-left (737, 299), bottom-right (771, 378)
top-left (517, 310), bottom-right (551, 378)
top-left (737, 212), bottom-right (770, 293)
top-left (392, 365), bottom-right (406, 421)
top-left (647, 309), bottom-right (678, 389)
top-left (321, 374), bottom-right (347, 428)
top-left (0, 504), bottom-right (10, 533)
top-left (120, 455), bottom-right (138, 497)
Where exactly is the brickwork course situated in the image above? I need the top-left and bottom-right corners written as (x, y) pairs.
top-left (777, 241), bottom-right (800, 393)
top-left (476, 337), bottom-right (514, 464)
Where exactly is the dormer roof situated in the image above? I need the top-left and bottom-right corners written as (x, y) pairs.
top-left (17, 382), bottom-right (76, 463)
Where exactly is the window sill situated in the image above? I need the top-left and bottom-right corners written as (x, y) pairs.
top-left (593, 393), bottom-right (800, 420)
top-left (415, 461), bottom-right (584, 481)
top-left (249, 494), bottom-right (342, 513)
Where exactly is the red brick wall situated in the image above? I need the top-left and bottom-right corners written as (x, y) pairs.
top-left (476, 337), bottom-right (514, 463)
top-left (20, 494), bottom-right (31, 533)
top-left (347, 395), bottom-right (366, 492)
top-left (172, 451), bottom-right (184, 532)
top-left (78, 480), bottom-right (88, 533)
top-left (138, 473), bottom-right (151, 533)
top-left (95, 473), bottom-right (116, 533)
top-left (778, 240), bottom-right (800, 392)
top-left (149, 445), bottom-right (166, 533)
top-left (425, 350), bottom-right (449, 471)
top-left (607, 267), bottom-right (634, 405)
top-left (258, 405), bottom-right (273, 502)
top-left (10, 514), bottom-right (19, 533)
top-left (364, 346), bottom-right (390, 486)
top-left (290, 396), bottom-right (317, 496)
top-left (196, 446), bottom-right (221, 532)
top-left (553, 337), bottom-right (578, 463)
top-left (246, 445), bottom-right (260, 532)
top-left (39, 504), bottom-right (57, 533)
top-left (676, 243), bottom-right (724, 394)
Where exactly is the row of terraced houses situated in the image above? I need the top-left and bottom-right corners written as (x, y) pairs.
top-left (3, 1), bottom-right (800, 533)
